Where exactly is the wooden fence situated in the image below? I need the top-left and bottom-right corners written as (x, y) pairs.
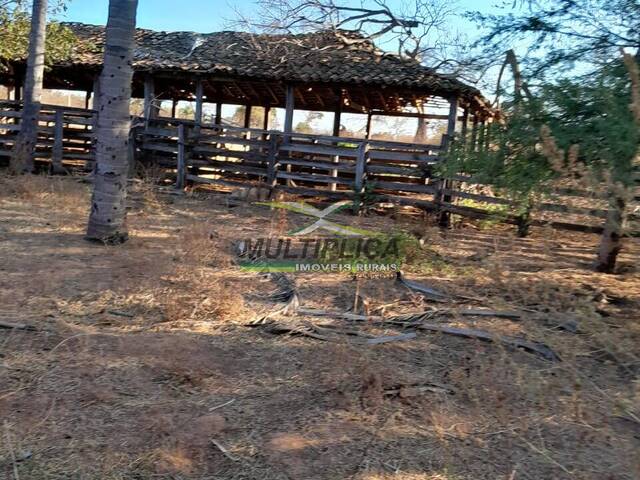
top-left (0, 100), bottom-right (95, 171)
top-left (1, 101), bottom-right (638, 235)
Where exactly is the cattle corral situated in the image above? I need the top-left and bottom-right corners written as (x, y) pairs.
top-left (0, 174), bottom-right (639, 479)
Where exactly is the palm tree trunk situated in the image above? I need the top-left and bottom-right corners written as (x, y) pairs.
top-left (10, 0), bottom-right (47, 174)
top-left (85, 0), bottom-right (138, 244)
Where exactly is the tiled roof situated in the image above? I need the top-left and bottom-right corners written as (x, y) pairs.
top-left (61, 22), bottom-right (482, 101)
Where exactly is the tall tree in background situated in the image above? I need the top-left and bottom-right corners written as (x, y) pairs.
top-left (85, 0), bottom-right (138, 244)
top-left (451, 0), bottom-right (640, 273)
top-left (0, 1), bottom-right (74, 73)
top-left (10, 0), bottom-right (47, 174)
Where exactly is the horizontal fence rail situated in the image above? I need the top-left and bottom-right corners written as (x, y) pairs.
top-left (1, 101), bottom-right (638, 236)
top-left (0, 100), bottom-right (96, 171)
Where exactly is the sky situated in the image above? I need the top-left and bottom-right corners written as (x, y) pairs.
top-left (55, 0), bottom-right (495, 34)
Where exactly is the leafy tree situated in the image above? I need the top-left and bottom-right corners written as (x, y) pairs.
top-left (446, 57), bottom-right (639, 272)
top-left (541, 58), bottom-right (639, 272)
top-left (0, 1), bottom-right (75, 73)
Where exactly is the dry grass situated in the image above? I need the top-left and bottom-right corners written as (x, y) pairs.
top-left (0, 174), bottom-right (639, 479)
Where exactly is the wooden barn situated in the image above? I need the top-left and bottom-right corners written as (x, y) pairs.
top-left (0, 22), bottom-right (498, 216)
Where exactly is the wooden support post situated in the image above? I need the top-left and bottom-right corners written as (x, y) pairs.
top-left (215, 102), bottom-right (222, 125)
top-left (446, 97), bottom-right (458, 139)
top-left (484, 119), bottom-right (492, 150)
top-left (262, 105), bottom-right (271, 131)
top-left (461, 108), bottom-right (469, 138)
top-left (143, 75), bottom-right (156, 128)
top-left (171, 99), bottom-right (177, 118)
top-left (283, 84), bottom-right (294, 142)
top-left (365, 112), bottom-right (373, 139)
top-left (84, 91), bottom-right (91, 110)
top-left (353, 140), bottom-right (370, 213)
top-left (438, 97), bottom-right (458, 228)
top-left (471, 115), bottom-right (479, 152)
top-left (283, 84), bottom-right (295, 186)
top-left (330, 92), bottom-right (342, 192)
top-left (194, 79), bottom-right (204, 126)
top-left (13, 73), bottom-right (22, 102)
top-left (92, 76), bottom-right (101, 111)
top-left (243, 105), bottom-right (252, 129)
top-left (262, 105), bottom-right (271, 142)
top-left (478, 120), bottom-right (486, 153)
top-left (267, 134), bottom-right (280, 188)
top-left (176, 123), bottom-right (186, 190)
top-left (51, 109), bottom-right (64, 174)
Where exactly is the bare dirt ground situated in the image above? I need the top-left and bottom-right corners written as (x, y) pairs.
top-left (1, 174), bottom-right (639, 480)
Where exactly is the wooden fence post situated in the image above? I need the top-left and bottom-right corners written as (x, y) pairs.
top-left (267, 133), bottom-right (280, 188)
top-left (176, 123), bottom-right (186, 190)
top-left (353, 140), bottom-right (369, 213)
top-left (50, 109), bottom-right (65, 174)
top-left (437, 97), bottom-right (458, 228)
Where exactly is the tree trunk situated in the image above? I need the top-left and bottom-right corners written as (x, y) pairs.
top-left (595, 191), bottom-right (627, 273)
top-left (10, 0), bottom-right (48, 174)
top-left (85, 0), bottom-right (138, 244)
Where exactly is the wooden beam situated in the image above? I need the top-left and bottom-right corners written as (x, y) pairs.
top-left (446, 97), bottom-right (458, 140)
top-left (284, 84), bottom-right (294, 138)
top-left (365, 112), bottom-right (373, 139)
top-left (332, 93), bottom-right (342, 137)
top-left (263, 105), bottom-right (271, 130)
top-left (243, 104), bottom-right (252, 129)
top-left (438, 96), bottom-right (459, 229)
top-left (194, 78), bottom-right (204, 125)
top-left (143, 75), bottom-right (156, 122)
top-left (471, 115), bottom-right (479, 151)
top-left (176, 123), bottom-right (186, 190)
top-left (264, 84), bottom-right (279, 105)
top-left (13, 73), bottom-right (22, 102)
top-left (215, 102), bottom-right (222, 125)
top-left (92, 76), bottom-right (100, 111)
top-left (330, 91), bottom-right (343, 192)
top-left (51, 109), bottom-right (64, 174)
top-left (461, 108), bottom-right (469, 137)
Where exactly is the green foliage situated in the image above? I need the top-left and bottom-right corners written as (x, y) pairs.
top-left (442, 98), bottom-right (555, 207)
top-left (541, 62), bottom-right (639, 187)
top-left (443, 60), bottom-right (639, 211)
top-left (353, 180), bottom-right (379, 213)
top-left (0, 2), bottom-right (76, 71)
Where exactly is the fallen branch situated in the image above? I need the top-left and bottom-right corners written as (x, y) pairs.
top-left (458, 309), bottom-right (522, 319)
top-left (249, 316), bottom-right (558, 360)
top-left (396, 271), bottom-right (448, 301)
top-left (417, 323), bottom-right (560, 362)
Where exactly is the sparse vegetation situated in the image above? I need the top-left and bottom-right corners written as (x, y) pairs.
top-left (1, 174), bottom-right (639, 479)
